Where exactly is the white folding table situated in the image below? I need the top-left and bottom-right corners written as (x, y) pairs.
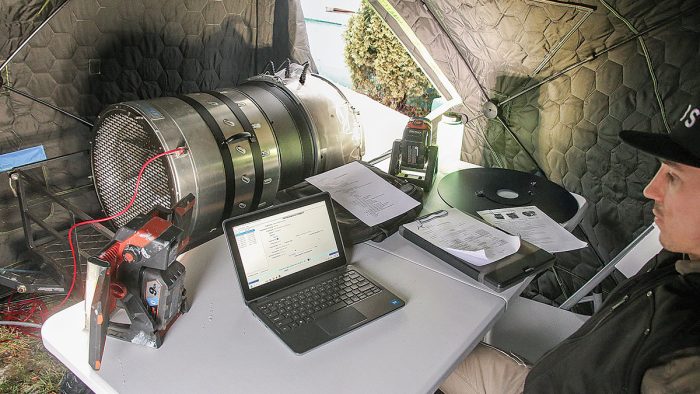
top-left (43, 234), bottom-right (506, 394)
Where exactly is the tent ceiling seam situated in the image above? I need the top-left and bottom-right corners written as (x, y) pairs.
top-left (420, 0), bottom-right (528, 170)
top-left (529, 0), bottom-right (596, 76)
top-left (464, 114), bottom-right (506, 168)
top-left (0, 0), bottom-right (68, 72)
top-left (419, 0), bottom-right (595, 176)
top-left (498, 4), bottom-right (696, 107)
top-left (598, 0), bottom-right (671, 134)
top-left (2, 83), bottom-right (93, 128)
top-left (496, 114), bottom-right (546, 175)
top-left (421, 0), bottom-right (491, 102)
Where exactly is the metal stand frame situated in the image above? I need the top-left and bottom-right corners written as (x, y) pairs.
top-left (559, 224), bottom-right (657, 311)
top-left (0, 151), bottom-right (113, 295)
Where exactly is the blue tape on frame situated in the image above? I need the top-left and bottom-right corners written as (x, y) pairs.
top-left (0, 145), bottom-right (47, 172)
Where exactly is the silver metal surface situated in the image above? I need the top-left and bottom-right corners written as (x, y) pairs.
top-left (131, 98), bottom-right (227, 237)
top-left (298, 75), bottom-right (363, 170)
top-left (222, 88), bottom-right (282, 211)
top-left (92, 105), bottom-right (173, 228)
top-left (91, 72), bottom-right (364, 246)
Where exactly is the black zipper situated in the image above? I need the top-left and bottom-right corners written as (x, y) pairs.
top-left (623, 288), bottom-right (656, 392)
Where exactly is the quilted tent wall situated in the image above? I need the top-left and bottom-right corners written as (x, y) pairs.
top-left (371, 0), bottom-right (699, 305)
top-left (0, 0), bottom-right (314, 268)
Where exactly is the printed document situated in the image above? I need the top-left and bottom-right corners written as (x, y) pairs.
top-left (306, 161), bottom-right (420, 227)
top-left (478, 206), bottom-right (587, 253)
top-left (402, 208), bottom-right (520, 266)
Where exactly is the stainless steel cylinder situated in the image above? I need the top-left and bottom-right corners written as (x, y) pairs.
top-left (91, 71), bottom-right (364, 246)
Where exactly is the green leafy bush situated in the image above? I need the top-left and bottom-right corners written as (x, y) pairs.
top-left (344, 1), bottom-right (438, 117)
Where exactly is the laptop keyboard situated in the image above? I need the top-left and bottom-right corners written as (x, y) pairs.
top-left (257, 270), bottom-right (381, 333)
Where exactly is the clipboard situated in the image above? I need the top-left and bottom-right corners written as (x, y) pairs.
top-left (399, 210), bottom-right (554, 292)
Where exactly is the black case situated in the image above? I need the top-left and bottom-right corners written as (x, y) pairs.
top-left (399, 216), bottom-right (555, 292)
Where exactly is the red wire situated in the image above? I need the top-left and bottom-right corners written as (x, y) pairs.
top-left (20, 301), bottom-right (39, 322)
top-left (1, 297), bottom-right (47, 333)
top-left (52, 147), bottom-right (186, 312)
top-left (37, 299), bottom-right (48, 322)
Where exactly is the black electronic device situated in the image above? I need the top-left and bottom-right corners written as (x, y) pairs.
top-left (400, 211), bottom-right (555, 292)
top-left (87, 195), bottom-right (194, 370)
top-left (388, 118), bottom-right (438, 191)
top-left (223, 192), bottom-right (405, 354)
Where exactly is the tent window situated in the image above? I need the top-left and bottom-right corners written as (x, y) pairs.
top-left (300, 0), bottom-right (446, 160)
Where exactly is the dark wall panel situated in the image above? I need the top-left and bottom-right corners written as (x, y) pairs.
top-left (382, 0), bottom-right (699, 306)
top-left (0, 0), bottom-right (314, 267)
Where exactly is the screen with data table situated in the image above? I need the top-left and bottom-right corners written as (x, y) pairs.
top-left (233, 200), bottom-right (340, 289)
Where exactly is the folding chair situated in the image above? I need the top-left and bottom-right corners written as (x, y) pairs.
top-left (485, 224), bottom-right (662, 362)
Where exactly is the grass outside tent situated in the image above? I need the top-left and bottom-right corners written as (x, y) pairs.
top-left (0, 326), bottom-right (65, 393)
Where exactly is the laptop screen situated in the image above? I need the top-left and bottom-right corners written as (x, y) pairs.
top-left (224, 193), bottom-right (347, 302)
top-left (233, 200), bottom-right (340, 289)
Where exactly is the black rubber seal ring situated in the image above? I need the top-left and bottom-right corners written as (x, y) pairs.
top-left (244, 80), bottom-right (316, 179)
top-left (235, 85), bottom-right (302, 189)
top-left (206, 91), bottom-right (264, 211)
top-left (177, 95), bottom-right (235, 222)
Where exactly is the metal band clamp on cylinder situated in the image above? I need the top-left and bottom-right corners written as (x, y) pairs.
top-left (91, 73), bottom-right (363, 248)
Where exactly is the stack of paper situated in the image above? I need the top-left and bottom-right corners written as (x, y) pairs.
top-left (478, 206), bottom-right (587, 253)
top-left (306, 161), bottom-right (420, 226)
top-left (402, 208), bottom-right (520, 266)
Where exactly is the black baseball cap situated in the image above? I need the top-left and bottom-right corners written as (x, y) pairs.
top-left (619, 99), bottom-right (700, 168)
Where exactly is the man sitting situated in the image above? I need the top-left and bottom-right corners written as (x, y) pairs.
top-left (441, 100), bottom-right (700, 393)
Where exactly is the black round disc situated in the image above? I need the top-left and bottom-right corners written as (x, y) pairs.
top-left (437, 168), bottom-right (579, 223)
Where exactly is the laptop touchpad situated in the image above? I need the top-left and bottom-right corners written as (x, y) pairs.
top-left (316, 307), bottom-right (367, 335)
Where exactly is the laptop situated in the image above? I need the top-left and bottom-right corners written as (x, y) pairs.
top-left (223, 192), bottom-right (405, 353)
